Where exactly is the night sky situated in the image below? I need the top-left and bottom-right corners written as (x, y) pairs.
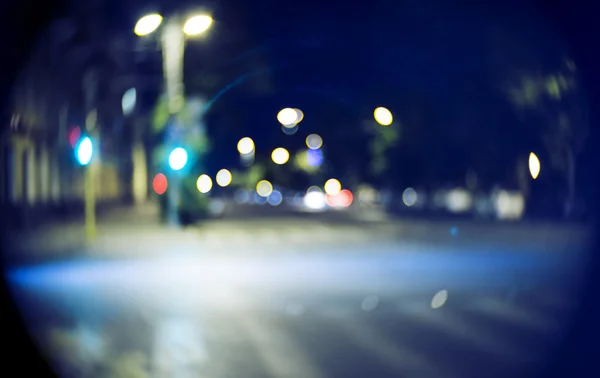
top-left (0, 0), bottom-right (589, 196)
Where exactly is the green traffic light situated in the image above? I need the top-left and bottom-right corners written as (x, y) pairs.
top-left (76, 136), bottom-right (93, 165)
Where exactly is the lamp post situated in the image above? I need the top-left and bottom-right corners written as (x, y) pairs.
top-left (134, 12), bottom-right (213, 226)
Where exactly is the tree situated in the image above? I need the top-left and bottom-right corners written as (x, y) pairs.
top-left (506, 59), bottom-right (589, 217)
top-left (150, 95), bottom-right (210, 170)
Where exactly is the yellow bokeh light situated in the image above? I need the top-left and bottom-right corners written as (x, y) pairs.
top-left (306, 134), bottom-right (323, 150)
top-left (529, 152), bottom-right (541, 179)
top-left (237, 137), bottom-right (255, 154)
top-left (324, 178), bottom-right (342, 195)
top-left (374, 107), bottom-right (393, 126)
top-left (183, 15), bottom-right (212, 36)
top-left (277, 108), bottom-right (298, 127)
top-left (216, 169), bottom-right (232, 187)
top-left (293, 109), bottom-right (304, 124)
top-left (271, 147), bottom-right (290, 165)
top-left (134, 14), bottom-right (163, 36)
top-left (196, 174), bottom-right (212, 193)
top-left (256, 180), bottom-right (273, 197)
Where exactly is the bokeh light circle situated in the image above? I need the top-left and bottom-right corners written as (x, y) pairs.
top-left (374, 107), bottom-right (393, 126)
top-left (324, 178), bottom-right (342, 195)
top-left (152, 173), bottom-right (168, 195)
top-left (256, 180), bottom-right (273, 197)
top-left (216, 169), bottom-right (232, 187)
top-left (306, 134), bottom-right (323, 150)
top-left (271, 148), bottom-right (290, 165)
top-left (196, 174), bottom-right (213, 193)
top-left (237, 137), bottom-right (255, 154)
top-left (277, 108), bottom-right (298, 127)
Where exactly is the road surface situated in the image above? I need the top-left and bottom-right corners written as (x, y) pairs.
top-left (4, 213), bottom-right (590, 378)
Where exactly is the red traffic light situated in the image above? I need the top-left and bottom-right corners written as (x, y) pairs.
top-left (68, 126), bottom-right (81, 148)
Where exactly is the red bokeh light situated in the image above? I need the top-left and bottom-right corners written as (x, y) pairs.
top-left (153, 173), bottom-right (168, 195)
top-left (68, 126), bottom-right (81, 148)
top-left (326, 189), bottom-right (353, 208)
top-left (338, 189), bottom-right (353, 207)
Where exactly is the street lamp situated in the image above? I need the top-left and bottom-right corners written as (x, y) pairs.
top-left (134, 12), bottom-right (213, 227)
top-left (134, 14), bottom-right (163, 36)
top-left (529, 152), bottom-right (541, 179)
top-left (374, 107), bottom-right (393, 126)
top-left (183, 15), bottom-right (213, 36)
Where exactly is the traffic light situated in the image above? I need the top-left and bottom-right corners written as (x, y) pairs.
top-left (75, 136), bottom-right (93, 166)
top-left (68, 126), bottom-right (81, 148)
top-left (168, 147), bottom-right (188, 170)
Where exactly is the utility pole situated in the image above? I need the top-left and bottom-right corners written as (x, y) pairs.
top-left (83, 69), bottom-right (98, 242)
top-left (162, 16), bottom-right (186, 227)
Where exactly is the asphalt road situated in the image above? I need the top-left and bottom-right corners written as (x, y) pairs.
top-left (4, 213), bottom-right (591, 378)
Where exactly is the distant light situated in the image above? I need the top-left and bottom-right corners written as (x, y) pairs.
top-left (324, 178), bottom-right (342, 195)
top-left (237, 137), bottom-right (255, 155)
top-left (402, 187), bottom-right (417, 207)
top-left (68, 126), bottom-right (81, 148)
top-left (277, 108), bottom-right (298, 127)
top-left (134, 14), bottom-right (163, 36)
top-left (183, 15), bottom-right (213, 36)
top-left (234, 189), bottom-right (250, 204)
top-left (216, 169), bottom-right (232, 187)
top-left (271, 147), bottom-right (290, 165)
top-left (75, 137), bottom-right (93, 166)
top-left (304, 191), bottom-right (326, 210)
top-left (307, 149), bottom-right (323, 167)
top-left (431, 290), bottom-right (448, 309)
top-left (529, 152), bottom-right (541, 179)
top-left (122, 88), bottom-right (137, 116)
top-left (494, 190), bottom-right (525, 220)
top-left (153, 173), bottom-right (168, 195)
top-left (339, 189), bottom-right (354, 207)
top-left (306, 134), bottom-right (323, 150)
top-left (268, 190), bottom-right (283, 206)
top-left (326, 189), bottom-right (353, 208)
top-left (168, 147), bottom-right (188, 170)
top-left (256, 180), bottom-right (273, 197)
top-left (374, 107), bottom-right (393, 126)
top-left (196, 174), bottom-right (212, 193)
top-left (446, 188), bottom-right (472, 213)
top-left (361, 295), bottom-right (379, 312)
top-left (293, 109), bottom-right (304, 124)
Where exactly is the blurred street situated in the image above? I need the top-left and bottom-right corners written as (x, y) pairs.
top-left (3, 201), bottom-right (590, 378)
top-left (2, 201), bottom-right (591, 266)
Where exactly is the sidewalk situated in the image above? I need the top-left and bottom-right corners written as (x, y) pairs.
top-left (2, 202), bottom-right (205, 266)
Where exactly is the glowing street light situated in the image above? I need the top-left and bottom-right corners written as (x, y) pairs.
top-left (237, 137), bottom-right (255, 155)
top-left (271, 147), bottom-right (290, 165)
top-left (134, 14), bottom-right (163, 36)
top-left (374, 107), bottom-right (393, 126)
top-left (306, 134), bottom-right (323, 150)
top-left (216, 169), bottom-right (232, 187)
top-left (183, 15), bottom-right (213, 36)
top-left (168, 147), bottom-right (188, 171)
top-left (196, 174), bottom-right (213, 193)
top-left (324, 178), bottom-right (342, 196)
top-left (75, 136), bottom-right (93, 166)
top-left (529, 152), bottom-right (541, 179)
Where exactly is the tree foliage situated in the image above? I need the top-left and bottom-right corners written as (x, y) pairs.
top-left (506, 60), bottom-right (588, 174)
